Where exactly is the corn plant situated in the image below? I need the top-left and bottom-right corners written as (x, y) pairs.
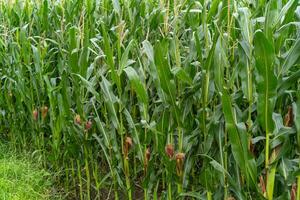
top-left (0, 0), bottom-right (300, 199)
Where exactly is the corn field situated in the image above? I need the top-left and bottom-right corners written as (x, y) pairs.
top-left (0, 0), bottom-right (300, 199)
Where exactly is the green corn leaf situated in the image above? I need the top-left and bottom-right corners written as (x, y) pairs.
top-left (100, 76), bottom-right (119, 129)
top-left (254, 30), bottom-right (278, 200)
top-left (221, 89), bottom-right (247, 174)
top-left (154, 40), bottom-right (180, 125)
top-left (79, 46), bottom-right (90, 77)
top-left (123, 66), bottom-right (148, 105)
top-left (293, 96), bottom-right (300, 149)
top-left (92, 101), bottom-right (110, 148)
top-left (123, 108), bottom-right (144, 162)
top-left (73, 73), bottom-right (100, 100)
top-left (69, 26), bottom-right (79, 73)
top-left (120, 40), bottom-right (135, 73)
top-left (254, 30), bottom-right (277, 133)
top-left (207, 0), bottom-right (222, 23)
top-left (112, 0), bottom-right (121, 14)
top-left (31, 45), bottom-right (41, 73)
top-left (142, 40), bottom-right (154, 63)
top-left (101, 24), bottom-right (120, 89)
top-left (267, 162), bottom-right (277, 200)
top-left (171, 67), bottom-right (193, 85)
top-left (213, 36), bottom-right (226, 91)
top-left (272, 0), bottom-right (298, 28)
top-left (280, 38), bottom-right (300, 75)
top-left (178, 192), bottom-right (205, 199)
top-left (93, 134), bottom-right (115, 179)
top-left (278, 70), bottom-right (300, 95)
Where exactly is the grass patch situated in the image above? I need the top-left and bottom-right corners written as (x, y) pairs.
top-left (0, 143), bottom-right (60, 200)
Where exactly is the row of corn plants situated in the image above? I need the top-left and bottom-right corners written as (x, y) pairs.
top-left (0, 0), bottom-right (300, 199)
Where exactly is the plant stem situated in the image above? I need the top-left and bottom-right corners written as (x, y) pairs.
top-left (297, 167), bottom-right (300, 200)
top-left (84, 136), bottom-right (91, 200)
top-left (77, 159), bottom-right (83, 200)
top-left (168, 180), bottom-right (172, 200)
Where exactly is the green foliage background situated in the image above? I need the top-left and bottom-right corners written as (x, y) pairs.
top-left (0, 0), bottom-right (299, 199)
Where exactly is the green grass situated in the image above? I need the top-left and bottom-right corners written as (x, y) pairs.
top-left (0, 143), bottom-right (59, 200)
